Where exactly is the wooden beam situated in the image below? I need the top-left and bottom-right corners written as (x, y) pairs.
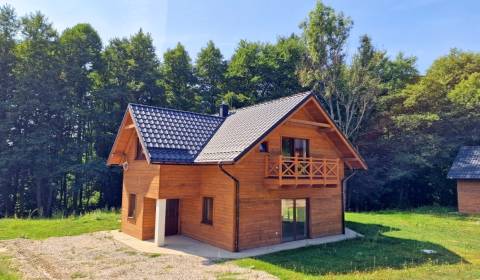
top-left (318, 127), bottom-right (335, 133)
top-left (343, 158), bottom-right (359, 161)
top-left (124, 124), bottom-right (135, 129)
top-left (288, 118), bottom-right (331, 128)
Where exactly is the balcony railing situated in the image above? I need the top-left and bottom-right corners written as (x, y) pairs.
top-left (264, 155), bottom-right (340, 187)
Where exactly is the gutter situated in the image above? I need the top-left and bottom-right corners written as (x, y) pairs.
top-left (341, 170), bottom-right (357, 235)
top-left (219, 162), bottom-right (240, 252)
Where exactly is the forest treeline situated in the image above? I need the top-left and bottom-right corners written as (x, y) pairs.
top-left (0, 2), bottom-right (479, 217)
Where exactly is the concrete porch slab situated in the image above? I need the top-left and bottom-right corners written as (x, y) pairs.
top-left (111, 228), bottom-right (362, 259)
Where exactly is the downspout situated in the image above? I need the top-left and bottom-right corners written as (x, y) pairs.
top-left (219, 162), bottom-right (240, 252)
top-left (341, 169), bottom-right (357, 235)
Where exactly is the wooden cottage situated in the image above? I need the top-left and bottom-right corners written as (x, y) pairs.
top-left (107, 92), bottom-right (367, 252)
top-left (448, 146), bottom-right (480, 214)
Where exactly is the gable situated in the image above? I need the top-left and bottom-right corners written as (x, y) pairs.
top-left (107, 110), bottom-right (139, 165)
top-left (233, 96), bottom-right (367, 169)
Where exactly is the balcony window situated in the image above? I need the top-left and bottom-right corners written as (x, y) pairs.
top-left (282, 137), bottom-right (309, 158)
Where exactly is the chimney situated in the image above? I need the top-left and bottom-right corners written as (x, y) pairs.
top-left (219, 102), bottom-right (229, 118)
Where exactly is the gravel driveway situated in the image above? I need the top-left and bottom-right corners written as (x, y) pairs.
top-left (0, 232), bottom-right (276, 280)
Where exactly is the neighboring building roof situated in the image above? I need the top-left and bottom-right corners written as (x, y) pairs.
top-left (448, 146), bottom-right (480, 179)
top-left (129, 104), bottom-right (224, 163)
top-left (195, 92), bottom-right (311, 162)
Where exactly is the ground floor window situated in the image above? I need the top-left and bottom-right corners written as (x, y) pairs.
top-left (281, 198), bottom-right (308, 241)
top-left (202, 197), bottom-right (213, 225)
top-left (128, 193), bottom-right (136, 218)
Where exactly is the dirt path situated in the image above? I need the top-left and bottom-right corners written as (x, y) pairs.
top-left (0, 232), bottom-right (276, 280)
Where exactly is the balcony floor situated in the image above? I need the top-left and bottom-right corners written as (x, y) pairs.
top-left (264, 178), bottom-right (339, 189)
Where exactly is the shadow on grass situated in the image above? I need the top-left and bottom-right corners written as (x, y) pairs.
top-left (247, 222), bottom-right (467, 276)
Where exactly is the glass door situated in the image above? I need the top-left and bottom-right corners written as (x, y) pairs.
top-left (295, 199), bottom-right (307, 239)
top-left (281, 199), bottom-right (295, 241)
top-left (281, 199), bottom-right (308, 241)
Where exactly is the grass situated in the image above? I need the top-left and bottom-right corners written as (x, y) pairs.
top-left (0, 210), bottom-right (120, 240)
top-left (0, 210), bottom-right (119, 280)
top-left (70, 271), bottom-right (88, 279)
top-left (235, 207), bottom-right (480, 279)
top-left (0, 254), bottom-right (19, 280)
top-left (215, 271), bottom-right (243, 280)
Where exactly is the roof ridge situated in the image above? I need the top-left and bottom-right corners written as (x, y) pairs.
top-left (233, 91), bottom-right (312, 112)
top-left (129, 103), bottom-right (225, 119)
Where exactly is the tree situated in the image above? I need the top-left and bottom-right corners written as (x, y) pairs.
top-left (11, 12), bottom-right (65, 217)
top-left (298, 0), bottom-right (352, 118)
top-left (195, 40), bottom-right (227, 113)
top-left (337, 35), bottom-right (386, 140)
top-left (226, 35), bottom-right (305, 107)
top-left (161, 42), bottom-right (197, 110)
top-left (448, 72), bottom-right (480, 109)
top-left (0, 4), bottom-right (19, 217)
top-left (59, 23), bottom-right (102, 213)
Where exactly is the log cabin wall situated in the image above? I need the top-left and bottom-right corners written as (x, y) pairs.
top-left (230, 107), bottom-right (345, 250)
top-left (121, 131), bottom-right (160, 240)
top-left (457, 180), bottom-right (480, 214)
top-left (157, 165), bottom-right (235, 251)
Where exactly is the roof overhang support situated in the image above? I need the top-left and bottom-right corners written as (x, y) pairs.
top-left (288, 118), bottom-right (331, 128)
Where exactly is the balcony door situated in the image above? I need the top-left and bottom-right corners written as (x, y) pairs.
top-left (281, 199), bottom-right (309, 242)
top-left (282, 138), bottom-right (309, 158)
top-left (282, 138), bottom-right (310, 176)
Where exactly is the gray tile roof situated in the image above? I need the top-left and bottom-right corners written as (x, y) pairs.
top-left (129, 104), bottom-right (224, 163)
top-left (447, 146), bottom-right (480, 179)
top-left (195, 92), bottom-right (312, 162)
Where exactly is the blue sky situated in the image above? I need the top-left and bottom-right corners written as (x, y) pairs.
top-left (3, 0), bottom-right (480, 73)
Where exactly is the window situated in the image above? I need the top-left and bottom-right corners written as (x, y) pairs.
top-left (135, 139), bottom-right (146, 160)
top-left (128, 193), bottom-right (136, 218)
top-left (282, 137), bottom-right (309, 158)
top-left (259, 141), bottom-right (269, 153)
top-left (202, 197), bottom-right (213, 225)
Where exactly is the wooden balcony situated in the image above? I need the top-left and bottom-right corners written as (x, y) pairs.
top-left (264, 155), bottom-right (340, 189)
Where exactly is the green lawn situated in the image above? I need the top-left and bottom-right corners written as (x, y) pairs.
top-left (0, 210), bottom-right (120, 240)
top-left (236, 207), bottom-right (480, 279)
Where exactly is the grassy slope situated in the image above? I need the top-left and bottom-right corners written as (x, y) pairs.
top-left (236, 207), bottom-right (480, 279)
top-left (0, 210), bottom-right (120, 240)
